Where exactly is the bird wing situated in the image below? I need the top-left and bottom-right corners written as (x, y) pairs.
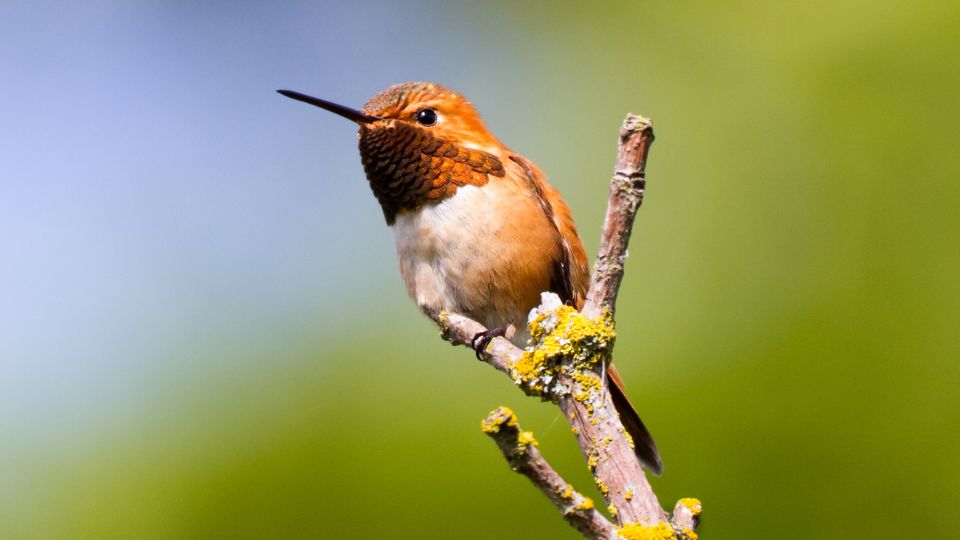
top-left (508, 155), bottom-right (590, 308)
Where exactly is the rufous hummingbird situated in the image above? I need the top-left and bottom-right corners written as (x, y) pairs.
top-left (278, 82), bottom-right (662, 474)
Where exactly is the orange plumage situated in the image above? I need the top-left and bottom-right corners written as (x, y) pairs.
top-left (278, 82), bottom-right (662, 474)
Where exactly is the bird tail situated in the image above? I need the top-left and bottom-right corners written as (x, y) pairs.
top-left (607, 363), bottom-right (664, 475)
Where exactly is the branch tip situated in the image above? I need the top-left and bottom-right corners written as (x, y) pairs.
top-left (481, 407), bottom-right (615, 539)
top-left (480, 406), bottom-right (518, 434)
top-left (670, 498), bottom-right (702, 537)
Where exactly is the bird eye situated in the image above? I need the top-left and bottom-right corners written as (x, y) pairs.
top-left (415, 108), bottom-right (438, 126)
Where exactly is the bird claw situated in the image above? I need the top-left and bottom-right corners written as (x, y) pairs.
top-left (471, 327), bottom-right (507, 359)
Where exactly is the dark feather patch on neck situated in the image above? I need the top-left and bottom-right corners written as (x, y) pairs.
top-left (359, 121), bottom-right (504, 224)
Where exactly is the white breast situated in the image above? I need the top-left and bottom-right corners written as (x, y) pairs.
top-left (391, 185), bottom-right (499, 321)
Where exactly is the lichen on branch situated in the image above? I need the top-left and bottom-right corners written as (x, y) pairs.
top-left (616, 522), bottom-right (680, 540)
top-left (481, 407), bottom-right (615, 539)
top-left (512, 293), bottom-right (616, 402)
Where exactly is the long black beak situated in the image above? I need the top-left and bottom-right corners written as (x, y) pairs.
top-left (276, 89), bottom-right (379, 124)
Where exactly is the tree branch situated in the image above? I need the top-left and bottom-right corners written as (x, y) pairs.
top-left (440, 313), bottom-right (522, 376)
top-left (582, 114), bottom-right (654, 320)
top-left (441, 114), bottom-right (700, 539)
top-left (481, 407), bottom-right (615, 540)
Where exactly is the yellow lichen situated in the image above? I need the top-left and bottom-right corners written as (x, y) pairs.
top-left (571, 425), bottom-right (580, 435)
top-left (624, 489), bottom-right (634, 501)
top-left (677, 498), bottom-right (702, 518)
top-left (587, 454), bottom-right (599, 470)
top-left (518, 431), bottom-right (538, 447)
top-left (480, 407), bottom-right (517, 434)
top-left (595, 478), bottom-right (609, 495)
top-left (572, 369), bottom-right (603, 405)
top-left (617, 522), bottom-right (676, 540)
top-left (622, 427), bottom-right (636, 449)
top-left (512, 302), bottom-right (616, 396)
top-left (576, 497), bottom-right (595, 511)
top-left (573, 370), bottom-right (602, 393)
top-left (561, 484), bottom-right (574, 500)
top-left (608, 504), bottom-right (618, 517)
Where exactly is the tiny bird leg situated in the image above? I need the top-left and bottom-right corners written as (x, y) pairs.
top-left (471, 326), bottom-right (508, 359)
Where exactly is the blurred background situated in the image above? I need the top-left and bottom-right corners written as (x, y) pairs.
top-left (1, 1), bottom-right (957, 538)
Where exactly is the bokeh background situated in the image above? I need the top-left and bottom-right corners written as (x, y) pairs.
top-left (2, 1), bottom-right (958, 538)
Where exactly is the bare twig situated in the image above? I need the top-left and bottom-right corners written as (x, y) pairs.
top-left (582, 114), bottom-right (655, 320)
top-left (441, 114), bottom-right (700, 539)
top-left (481, 407), bottom-right (615, 540)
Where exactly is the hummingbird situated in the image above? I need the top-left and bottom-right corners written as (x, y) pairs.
top-left (278, 82), bottom-right (663, 474)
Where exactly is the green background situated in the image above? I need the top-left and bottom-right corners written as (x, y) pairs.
top-left (2, 1), bottom-right (957, 538)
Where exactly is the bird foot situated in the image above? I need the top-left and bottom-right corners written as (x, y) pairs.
top-left (471, 327), bottom-right (508, 359)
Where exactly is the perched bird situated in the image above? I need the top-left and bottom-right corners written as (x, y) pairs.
top-left (278, 82), bottom-right (662, 474)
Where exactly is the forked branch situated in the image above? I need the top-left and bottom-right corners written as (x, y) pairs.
top-left (442, 114), bottom-right (700, 539)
